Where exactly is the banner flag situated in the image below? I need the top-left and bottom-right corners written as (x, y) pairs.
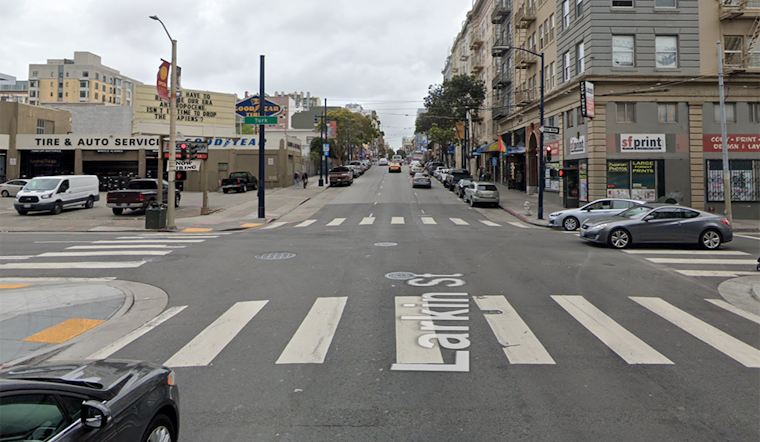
top-left (156, 60), bottom-right (170, 101)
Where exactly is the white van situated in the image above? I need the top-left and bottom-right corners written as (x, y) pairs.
top-left (14, 175), bottom-right (100, 215)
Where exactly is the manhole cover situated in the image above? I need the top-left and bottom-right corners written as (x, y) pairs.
top-left (375, 242), bottom-right (398, 247)
top-left (385, 272), bottom-right (417, 280)
top-left (255, 252), bottom-right (296, 260)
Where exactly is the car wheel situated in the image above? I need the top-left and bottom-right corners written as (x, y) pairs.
top-left (84, 197), bottom-right (94, 209)
top-left (563, 216), bottom-right (579, 231)
top-left (608, 228), bottom-right (631, 249)
top-left (51, 202), bottom-right (63, 215)
top-left (1, 190), bottom-right (8, 197)
top-left (112, 208), bottom-right (123, 215)
top-left (141, 413), bottom-right (176, 442)
top-left (242, 184), bottom-right (247, 192)
top-left (17, 210), bottom-right (27, 215)
top-left (174, 194), bottom-right (180, 208)
top-left (700, 229), bottom-right (722, 249)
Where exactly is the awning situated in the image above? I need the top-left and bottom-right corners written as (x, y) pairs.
top-left (473, 141), bottom-right (497, 154)
top-left (503, 146), bottom-right (526, 155)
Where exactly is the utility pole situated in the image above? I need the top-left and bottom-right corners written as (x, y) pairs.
top-left (717, 41), bottom-right (733, 224)
top-left (257, 55), bottom-right (266, 219)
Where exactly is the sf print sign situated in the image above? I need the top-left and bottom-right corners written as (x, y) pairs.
top-left (390, 273), bottom-right (471, 373)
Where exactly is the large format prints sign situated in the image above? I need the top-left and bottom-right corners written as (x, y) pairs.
top-left (134, 85), bottom-right (236, 126)
top-left (15, 135), bottom-right (160, 150)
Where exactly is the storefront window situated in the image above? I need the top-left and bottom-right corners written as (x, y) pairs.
top-left (546, 162), bottom-right (560, 192)
top-left (607, 161), bottom-right (630, 198)
top-left (707, 159), bottom-right (760, 202)
top-left (606, 160), bottom-right (659, 201)
top-left (579, 161), bottom-right (588, 202)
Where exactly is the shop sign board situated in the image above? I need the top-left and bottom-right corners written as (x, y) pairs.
top-left (175, 160), bottom-right (201, 171)
top-left (702, 134), bottom-right (760, 152)
top-left (580, 81), bottom-right (595, 118)
top-left (569, 136), bottom-right (586, 154)
top-left (620, 134), bottom-right (666, 152)
top-left (0, 134), bottom-right (9, 149)
top-left (134, 85), bottom-right (236, 126)
top-left (235, 95), bottom-right (282, 118)
top-left (16, 135), bottom-right (161, 150)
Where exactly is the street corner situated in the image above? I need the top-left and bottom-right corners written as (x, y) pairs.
top-left (716, 275), bottom-right (760, 317)
top-left (0, 278), bottom-right (168, 366)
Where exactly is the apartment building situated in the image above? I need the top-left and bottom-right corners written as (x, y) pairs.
top-left (27, 51), bottom-right (139, 107)
top-left (483, 0), bottom-right (760, 219)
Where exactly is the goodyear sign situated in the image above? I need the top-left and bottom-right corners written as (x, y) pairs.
top-left (236, 95), bottom-right (281, 118)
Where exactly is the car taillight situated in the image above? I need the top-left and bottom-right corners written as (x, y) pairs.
top-left (721, 219), bottom-right (731, 227)
top-left (237, 179), bottom-right (242, 183)
top-left (139, 194), bottom-right (145, 202)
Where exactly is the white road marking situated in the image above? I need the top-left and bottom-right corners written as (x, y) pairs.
top-left (326, 218), bottom-right (346, 226)
top-left (164, 300), bottom-right (268, 367)
top-left (117, 236), bottom-right (219, 239)
top-left (474, 296), bottom-right (555, 365)
top-left (394, 296), bottom-right (444, 364)
top-left (0, 261), bottom-right (147, 269)
top-left (276, 297), bottom-right (348, 364)
top-left (391, 217), bottom-right (405, 225)
top-left (507, 221), bottom-right (531, 229)
top-left (38, 251), bottom-right (171, 257)
top-left (735, 234), bottom-right (760, 241)
top-left (631, 297), bottom-right (760, 368)
top-left (0, 256), bottom-right (33, 260)
top-left (34, 241), bottom-right (91, 244)
top-left (646, 258), bottom-right (758, 265)
top-left (88, 306), bottom-right (188, 359)
top-left (552, 295), bottom-right (673, 365)
top-left (623, 250), bottom-right (750, 256)
top-left (294, 220), bottom-right (317, 228)
top-left (360, 217), bottom-right (375, 225)
top-left (450, 218), bottom-right (469, 226)
top-left (479, 220), bottom-right (501, 227)
top-left (421, 217), bottom-right (437, 225)
top-left (262, 222), bottom-right (288, 230)
top-left (67, 245), bottom-right (186, 249)
top-left (675, 270), bottom-right (759, 277)
top-left (705, 299), bottom-right (760, 326)
top-left (0, 277), bottom-right (116, 283)
top-left (92, 240), bottom-right (204, 244)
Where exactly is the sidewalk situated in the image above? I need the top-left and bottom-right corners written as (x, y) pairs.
top-left (492, 181), bottom-right (760, 232)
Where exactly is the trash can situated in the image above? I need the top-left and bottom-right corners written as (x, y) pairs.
top-left (145, 203), bottom-right (167, 229)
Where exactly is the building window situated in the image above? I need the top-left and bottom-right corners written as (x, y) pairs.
top-left (30, 80), bottom-right (37, 87)
top-left (723, 36), bottom-right (743, 66)
top-left (563, 0), bottom-right (570, 28)
top-left (612, 0), bottom-right (633, 6)
top-left (31, 70), bottom-right (38, 78)
top-left (80, 80), bottom-right (87, 88)
top-left (750, 103), bottom-right (760, 123)
top-left (50, 92), bottom-right (53, 97)
top-left (655, 0), bottom-right (676, 6)
top-left (550, 62), bottom-right (556, 89)
top-left (50, 81), bottom-right (54, 87)
top-left (714, 103), bottom-right (736, 123)
top-left (577, 0), bottom-right (584, 16)
top-left (612, 35), bottom-right (635, 67)
top-left (95, 84), bottom-right (99, 91)
top-left (65, 92), bottom-right (68, 98)
top-left (576, 42), bottom-right (585, 73)
top-left (80, 91), bottom-right (86, 98)
top-left (95, 92), bottom-right (99, 100)
top-left (539, 25), bottom-right (544, 49)
top-left (707, 160), bottom-right (760, 202)
top-left (543, 19), bottom-right (549, 44)
top-left (95, 73), bottom-right (100, 80)
top-left (616, 103), bottom-right (636, 122)
top-left (37, 119), bottom-right (53, 134)
top-left (577, 107), bottom-right (585, 125)
top-left (564, 52), bottom-right (571, 81)
top-left (549, 14), bottom-right (555, 41)
top-left (82, 71), bottom-right (88, 77)
top-left (655, 36), bottom-right (678, 68)
top-left (545, 65), bottom-right (550, 91)
top-left (30, 91), bottom-right (36, 98)
top-left (218, 163), bottom-right (229, 171)
top-left (566, 109), bottom-right (575, 127)
top-left (657, 103), bottom-right (677, 123)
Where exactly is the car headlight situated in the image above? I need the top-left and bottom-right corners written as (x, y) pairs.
top-left (40, 193), bottom-right (53, 199)
top-left (550, 212), bottom-right (562, 217)
top-left (587, 223), bottom-right (610, 231)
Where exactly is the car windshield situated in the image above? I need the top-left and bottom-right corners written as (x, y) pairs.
top-left (331, 167), bottom-right (349, 172)
top-left (24, 178), bottom-right (60, 191)
top-left (617, 205), bottom-right (655, 219)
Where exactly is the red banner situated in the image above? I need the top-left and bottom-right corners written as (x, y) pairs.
top-left (703, 134), bottom-right (760, 152)
top-left (156, 60), bottom-right (170, 101)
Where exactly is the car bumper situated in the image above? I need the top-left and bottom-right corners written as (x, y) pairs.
top-left (471, 196), bottom-right (499, 203)
top-left (107, 202), bottom-right (147, 209)
top-left (14, 200), bottom-right (56, 211)
top-left (579, 228), bottom-right (607, 244)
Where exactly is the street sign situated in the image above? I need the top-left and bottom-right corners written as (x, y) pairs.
top-left (175, 160), bottom-right (201, 171)
top-left (244, 116), bottom-right (277, 125)
top-left (492, 157), bottom-right (497, 166)
top-left (323, 144), bottom-right (330, 157)
top-left (539, 126), bottom-right (560, 135)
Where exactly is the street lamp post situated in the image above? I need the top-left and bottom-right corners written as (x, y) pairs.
top-left (150, 15), bottom-right (178, 229)
top-left (315, 111), bottom-right (330, 187)
top-left (492, 46), bottom-right (545, 219)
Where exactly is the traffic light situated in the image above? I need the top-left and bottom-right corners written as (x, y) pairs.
top-left (559, 169), bottom-right (564, 177)
top-left (545, 146), bottom-right (552, 162)
top-left (177, 142), bottom-right (188, 160)
top-left (188, 143), bottom-right (197, 160)
top-left (175, 171), bottom-right (187, 181)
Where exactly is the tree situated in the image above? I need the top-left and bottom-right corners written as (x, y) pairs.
top-left (323, 108), bottom-right (380, 165)
top-left (428, 123), bottom-right (456, 153)
top-left (237, 124), bottom-right (255, 135)
top-left (415, 74), bottom-right (486, 134)
top-left (309, 137), bottom-right (324, 170)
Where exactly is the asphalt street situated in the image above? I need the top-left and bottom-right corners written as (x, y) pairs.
top-left (1, 165), bottom-right (759, 441)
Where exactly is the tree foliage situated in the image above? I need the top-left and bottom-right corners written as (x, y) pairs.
top-left (316, 108), bottom-right (380, 165)
top-left (427, 123), bottom-right (456, 150)
top-left (415, 74), bottom-right (486, 134)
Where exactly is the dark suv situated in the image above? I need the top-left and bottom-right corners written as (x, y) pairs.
top-left (445, 169), bottom-right (471, 191)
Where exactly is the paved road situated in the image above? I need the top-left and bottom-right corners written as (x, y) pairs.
top-left (1, 165), bottom-right (759, 441)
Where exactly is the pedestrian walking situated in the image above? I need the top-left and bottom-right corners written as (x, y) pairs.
top-left (303, 172), bottom-right (309, 188)
top-left (294, 171), bottom-right (301, 189)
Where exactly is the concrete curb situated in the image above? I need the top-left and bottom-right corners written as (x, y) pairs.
top-left (717, 276), bottom-right (760, 315)
top-left (498, 204), bottom-right (550, 228)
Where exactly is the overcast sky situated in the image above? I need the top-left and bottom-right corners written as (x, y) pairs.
top-left (0, 0), bottom-right (473, 149)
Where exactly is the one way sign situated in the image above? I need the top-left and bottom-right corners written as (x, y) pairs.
top-left (539, 126), bottom-right (560, 135)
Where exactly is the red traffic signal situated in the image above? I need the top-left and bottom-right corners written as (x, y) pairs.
top-left (545, 145), bottom-right (552, 162)
top-left (559, 169), bottom-right (564, 177)
top-left (175, 171), bottom-right (187, 181)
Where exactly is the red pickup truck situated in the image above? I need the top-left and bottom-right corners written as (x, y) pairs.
top-left (107, 179), bottom-right (180, 215)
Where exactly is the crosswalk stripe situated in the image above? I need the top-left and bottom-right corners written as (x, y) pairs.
top-left (479, 220), bottom-right (501, 227)
top-left (735, 234), bottom-right (760, 241)
top-left (276, 297), bottom-right (348, 364)
top-left (474, 296), bottom-right (555, 365)
top-left (393, 296), bottom-right (444, 364)
top-left (675, 270), bottom-right (759, 277)
top-left (450, 218), bottom-right (469, 226)
top-left (93, 240), bottom-right (204, 244)
top-left (38, 251), bottom-right (171, 257)
top-left (360, 217), bottom-right (375, 225)
top-left (391, 217), bottom-right (405, 224)
top-left (116, 236), bottom-right (219, 240)
top-left (646, 258), bottom-right (758, 265)
top-left (262, 222), bottom-right (288, 230)
top-left (507, 221), bottom-right (530, 229)
top-left (88, 306), bottom-right (188, 359)
top-left (326, 218), bottom-right (346, 226)
top-left (67, 245), bottom-right (186, 249)
top-left (552, 295), bottom-right (673, 365)
top-left (623, 250), bottom-right (750, 256)
top-left (705, 299), bottom-right (760, 326)
top-left (0, 261), bottom-right (147, 269)
top-left (631, 297), bottom-right (760, 368)
top-left (0, 256), bottom-right (33, 260)
top-left (421, 217), bottom-right (437, 225)
top-left (294, 220), bottom-right (317, 228)
top-left (164, 300), bottom-right (268, 368)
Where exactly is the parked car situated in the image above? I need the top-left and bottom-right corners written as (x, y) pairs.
top-left (549, 198), bottom-right (647, 231)
top-left (434, 167), bottom-right (447, 181)
top-left (389, 162), bottom-right (402, 173)
top-left (463, 181), bottom-right (500, 207)
top-left (0, 359), bottom-right (179, 442)
top-left (348, 161), bottom-right (365, 175)
top-left (409, 165), bottom-right (424, 176)
top-left (456, 178), bottom-right (473, 198)
top-left (0, 179), bottom-right (28, 197)
top-left (378, 158), bottom-right (389, 166)
top-left (412, 173), bottom-right (432, 188)
top-left (426, 162), bottom-right (444, 174)
top-left (107, 179), bottom-right (180, 215)
top-left (221, 171), bottom-right (257, 193)
top-left (579, 203), bottom-right (733, 249)
top-left (444, 169), bottom-right (471, 190)
top-left (15, 175), bottom-right (100, 216)
top-left (328, 166), bottom-right (353, 186)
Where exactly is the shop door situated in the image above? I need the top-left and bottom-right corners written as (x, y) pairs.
top-left (563, 168), bottom-right (579, 208)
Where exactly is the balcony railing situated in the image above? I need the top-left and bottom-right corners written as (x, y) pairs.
top-left (472, 58), bottom-right (485, 73)
top-left (491, 0), bottom-right (512, 23)
top-left (515, 49), bottom-right (538, 67)
top-left (719, 0), bottom-right (760, 19)
top-left (515, 2), bottom-right (537, 28)
top-left (470, 32), bottom-right (484, 50)
top-left (492, 70), bottom-right (514, 89)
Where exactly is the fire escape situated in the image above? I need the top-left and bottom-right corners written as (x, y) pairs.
top-left (491, 0), bottom-right (514, 121)
top-left (719, 0), bottom-right (760, 71)
top-left (513, 0), bottom-right (537, 107)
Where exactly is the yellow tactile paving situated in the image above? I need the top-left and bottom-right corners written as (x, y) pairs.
top-left (182, 228), bottom-right (213, 233)
top-left (241, 223), bottom-right (263, 228)
top-left (0, 284), bottom-right (31, 289)
top-left (22, 318), bottom-right (106, 344)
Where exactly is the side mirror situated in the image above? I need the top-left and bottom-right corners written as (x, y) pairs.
top-left (643, 215), bottom-right (654, 222)
top-left (82, 400), bottom-right (112, 429)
